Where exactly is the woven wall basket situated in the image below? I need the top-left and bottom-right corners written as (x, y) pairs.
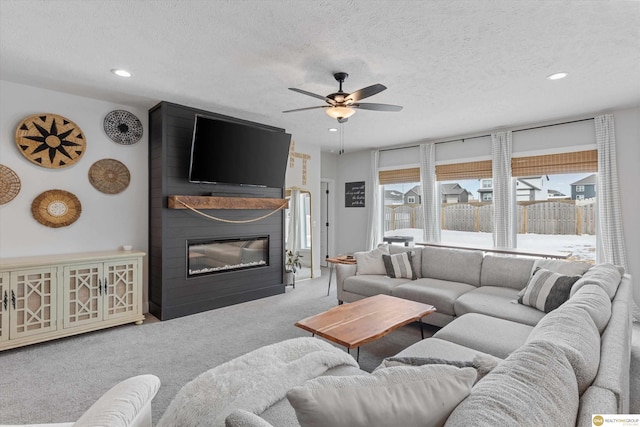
top-left (88, 158), bottom-right (130, 194)
top-left (15, 113), bottom-right (86, 169)
top-left (104, 110), bottom-right (143, 145)
top-left (0, 164), bottom-right (21, 205)
top-left (31, 189), bottom-right (82, 228)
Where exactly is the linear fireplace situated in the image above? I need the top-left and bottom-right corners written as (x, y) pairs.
top-left (187, 236), bottom-right (269, 278)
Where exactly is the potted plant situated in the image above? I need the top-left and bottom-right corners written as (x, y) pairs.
top-left (285, 250), bottom-right (303, 287)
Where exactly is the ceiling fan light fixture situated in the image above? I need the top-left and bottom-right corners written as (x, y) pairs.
top-left (547, 72), bottom-right (568, 80)
top-left (325, 106), bottom-right (355, 120)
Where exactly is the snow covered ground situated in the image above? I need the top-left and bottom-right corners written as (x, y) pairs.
top-left (385, 228), bottom-right (596, 262)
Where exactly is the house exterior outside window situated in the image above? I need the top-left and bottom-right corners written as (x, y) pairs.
top-left (407, 196), bottom-right (416, 204)
top-left (576, 185), bottom-right (585, 192)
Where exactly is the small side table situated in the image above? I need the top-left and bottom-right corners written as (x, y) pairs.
top-left (326, 256), bottom-right (357, 296)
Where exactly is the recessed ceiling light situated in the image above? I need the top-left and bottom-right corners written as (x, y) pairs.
top-left (547, 72), bottom-right (568, 80)
top-left (111, 68), bottom-right (132, 78)
top-left (328, 128), bottom-right (338, 132)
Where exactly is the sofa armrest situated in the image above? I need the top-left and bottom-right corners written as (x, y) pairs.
top-left (74, 374), bottom-right (161, 427)
top-left (336, 264), bottom-right (357, 302)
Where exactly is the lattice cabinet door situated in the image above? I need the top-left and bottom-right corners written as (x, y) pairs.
top-left (103, 260), bottom-right (140, 321)
top-left (63, 263), bottom-right (104, 329)
top-left (0, 273), bottom-right (8, 342)
top-left (9, 268), bottom-right (58, 339)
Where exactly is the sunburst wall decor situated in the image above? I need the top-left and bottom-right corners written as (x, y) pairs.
top-left (15, 113), bottom-right (86, 169)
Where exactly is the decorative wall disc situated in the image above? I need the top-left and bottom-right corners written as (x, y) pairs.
top-left (88, 158), bottom-right (130, 194)
top-left (31, 189), bottom-right (82, 228)
top-left (0, 164), bottom-right (21, 205)
top-left (104, 110), bottom-right (143, 145)
top-left (15, 113), bottom-right (86, 169)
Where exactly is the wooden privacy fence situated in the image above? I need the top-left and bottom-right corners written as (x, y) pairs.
top-left (385, 200), bottom-right (596, 235)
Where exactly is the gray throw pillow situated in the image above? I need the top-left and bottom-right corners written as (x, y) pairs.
top-left (382, 251), bottom-right (417, 279)
top-left (518, 267), bottom-right (580, 312)
top-left (354, 245), bottom-right (389, 275)
top-left (287, 365), bottom-right (476, 427)
top-left (379, 354), bottom-right (499, 383)
top-left (225, 410), bottom-right (275, 427)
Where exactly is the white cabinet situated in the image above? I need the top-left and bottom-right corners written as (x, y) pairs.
top-left (0, 251), bottom-right (145, 351)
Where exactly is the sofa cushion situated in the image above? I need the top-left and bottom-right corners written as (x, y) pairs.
top-left (392, 337), bottom-right (504, 365)
top-left (480, 254), bottom-right (535, 290)
top-left (382, 252), bottom-right (417, 279)
top-left (531, 258), bottom-right (592, 276)
top-left (576, 386), bottom-right (619, 427)
top-left (518, 267), bottom-right (580, 313)
top-left (433, 313), bottom-right (533, 359)
top-left (389, 245), bottom-right (423, 278)
top-left (454, 286), bottom-right (545, 326)
top-left (421, 246), bottom-right (483, 286)
top-left (526, 305), bottom-right (600, 395)
top-left (393, 278), bottom-right (476, 316)
top-left (570, 262), bottom-right (622, 300)
top-left (287, 365), bottom-right (476, 427)
top-left (444, 341), bottom-right (579, 427)
top-left (354, 245), bottom-right (389, 275)
top-left (565, 284), bottom-right (612, 334)
top-left (342, 275), bottom-right (409, 297)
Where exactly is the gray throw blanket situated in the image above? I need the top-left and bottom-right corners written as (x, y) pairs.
top-left (157, 337), bottom-right (358, 427)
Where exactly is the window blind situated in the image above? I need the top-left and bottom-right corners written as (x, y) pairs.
top-left (435, 160), bottom-right (493, 181)
top-left (511, 150), bottom-right (597, 177)
top-left (378, 167), bottom-right (420, 184)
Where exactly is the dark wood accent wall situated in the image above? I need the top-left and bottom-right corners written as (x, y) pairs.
top-left (149, 101), bottom-right (286, 320)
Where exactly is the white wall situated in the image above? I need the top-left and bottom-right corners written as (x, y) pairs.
top-left (0, 80), bottom-right (150, 309)
top-left (614, 107), bottom-right (640, 304)
top-left (329, 107), bottom-right (640, 304)
top-left (284, 139), bottom-right (321, 278)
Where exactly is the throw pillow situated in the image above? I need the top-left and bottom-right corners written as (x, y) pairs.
top-left (518, 267), bottom-right (580, 313)
top-left (354, 245), bottom-right (389, 275)
top-left (287, 365), bottom-right (476, 427)
top-left (378, 354), bottom-right (499, 383)
top-left (382, 251), bottom-right (416, 279)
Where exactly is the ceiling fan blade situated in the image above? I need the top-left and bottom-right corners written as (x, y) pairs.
top-left (282, 106), bottom-right (327, 113)
top-left (345, 84), bottom-right (387, 102)
top-left (288, 88), bottom-right (336, 105)
top-left (353, 103), bottom-right (403, 112)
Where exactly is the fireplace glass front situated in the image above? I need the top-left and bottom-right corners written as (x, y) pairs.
top-left (187, 236), bottom-right (269, 278)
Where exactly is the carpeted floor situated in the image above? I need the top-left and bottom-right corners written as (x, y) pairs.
top-left (0, 269), bottom-right (432, 425)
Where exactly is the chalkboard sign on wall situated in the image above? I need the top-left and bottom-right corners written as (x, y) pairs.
top-left (345, 181), bottom-right (365, 207)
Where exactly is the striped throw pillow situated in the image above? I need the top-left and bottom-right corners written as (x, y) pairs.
top-left (518, 267), bottom-right (580, 313)
top-left (382, 252), bottom-right (417, 280)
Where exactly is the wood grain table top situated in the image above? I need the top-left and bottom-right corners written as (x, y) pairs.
top-left (295, 294), bottom-right (436, 349)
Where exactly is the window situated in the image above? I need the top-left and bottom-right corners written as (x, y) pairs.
top-left (437, 160), bottom-right (493, 248)
top-left (379, 168), bottom-right (421, 244)
top-left (511, 150), bottom-right (597, 263)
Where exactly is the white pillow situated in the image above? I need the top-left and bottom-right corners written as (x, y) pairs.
top-left (286, 365), bottom-right (476, 427)
top-left (354, 245), bottom-right (389, 275)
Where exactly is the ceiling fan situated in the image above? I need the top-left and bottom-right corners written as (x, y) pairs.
top-left (283, 72), bottom-right (403, 123)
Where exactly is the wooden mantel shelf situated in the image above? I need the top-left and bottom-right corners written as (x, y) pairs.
top-left (168, 195), bottom-right (288, 210)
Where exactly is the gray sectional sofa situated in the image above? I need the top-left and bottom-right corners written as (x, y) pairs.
top-left (164, 244), bottom-right (632, 427)
top-left (333, 244), bottom-right (633, 425)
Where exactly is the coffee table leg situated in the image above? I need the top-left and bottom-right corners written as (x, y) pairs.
top-left (347, 347), bottom-right (360, 362)
top-left (327, 264), bottom-right (334, 296)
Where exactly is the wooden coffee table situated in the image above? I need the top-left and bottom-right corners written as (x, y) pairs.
top-left (295, 294), bottom-right (436, 360)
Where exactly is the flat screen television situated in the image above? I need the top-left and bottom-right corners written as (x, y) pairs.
top-left (188, 115), bottom-right (292, 188)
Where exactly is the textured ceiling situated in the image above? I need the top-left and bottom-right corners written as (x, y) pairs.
top-left (1, 0), bottom-right (639, 153)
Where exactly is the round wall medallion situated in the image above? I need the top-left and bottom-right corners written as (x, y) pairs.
top-left (15, 113), bottom-right (86, 169)
top-left (0, 164), bottom-right (21, 205)
top-left (31, 189), bottom-right (82, 228)
top-left (104, 110), bottom-right (143, 145)
top-left (88, 158), bottom-right (131, 194)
